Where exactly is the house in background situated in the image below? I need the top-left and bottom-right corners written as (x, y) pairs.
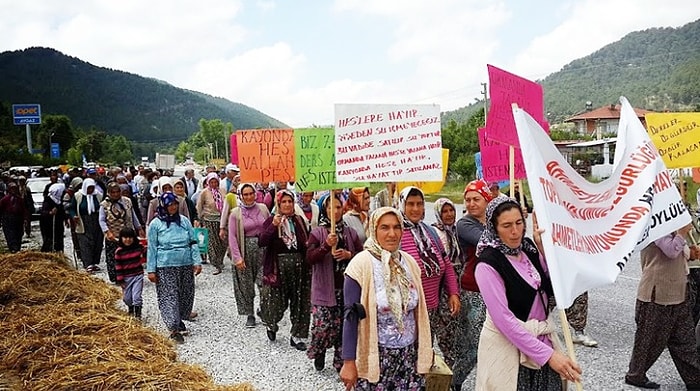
top-left (565, 102), bottom-right (652, 138)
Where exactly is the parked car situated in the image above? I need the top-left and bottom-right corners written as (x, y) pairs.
top-left (9, 166), bottom-right (31, 174)
top-left (26, 177), bottom-right (52, 220)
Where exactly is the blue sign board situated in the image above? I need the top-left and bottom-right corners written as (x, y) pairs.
top-left (12, 104), bottom-right (41, 125)
top-left (50, 143), bottom-right (60, 158)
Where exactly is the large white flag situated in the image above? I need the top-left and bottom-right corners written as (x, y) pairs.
top-left (513, 97), bottom-right (691, 308)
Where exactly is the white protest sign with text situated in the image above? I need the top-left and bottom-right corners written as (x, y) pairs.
top-left (514, 97), bottom-right (690, 308)
top-left (334, 104), bottom-right (442, 182)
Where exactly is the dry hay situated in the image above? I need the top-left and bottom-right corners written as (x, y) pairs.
top-left (0, 252), bottom-right (254, 391)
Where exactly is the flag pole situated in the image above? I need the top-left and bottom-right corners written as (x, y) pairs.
top-left (511, 103), bottom-right (583, 390)
top-left (558, 309), bottom-right (584, 390)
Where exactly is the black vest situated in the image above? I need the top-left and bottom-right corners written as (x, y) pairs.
top-left (477, 239), bottom-right (553, 322)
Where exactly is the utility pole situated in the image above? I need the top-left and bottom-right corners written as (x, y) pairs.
top-left (49, 131), bottom-right (55, 158)
top-left (224, 130), bottom-right (229, 163)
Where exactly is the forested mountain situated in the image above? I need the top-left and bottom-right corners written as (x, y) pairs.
top-left (0, 47), bottom-right (287, 143)
top-left (443, 19), bottom-right (700, 124)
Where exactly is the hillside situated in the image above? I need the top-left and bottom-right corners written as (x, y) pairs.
top-left (443, 19), bottom-right (700, 124)
top-left (0, 47), bottom-right (287, 142)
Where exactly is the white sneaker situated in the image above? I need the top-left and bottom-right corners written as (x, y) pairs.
top-left (572, 330), bottom-right (598, 347)
top-left (580, 334), bottom-right (598, 347)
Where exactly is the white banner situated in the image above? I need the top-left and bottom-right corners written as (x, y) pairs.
top-left (334, 104), bottom-right (442, 182)
top-left (514, 97), bottom-right (691, 308)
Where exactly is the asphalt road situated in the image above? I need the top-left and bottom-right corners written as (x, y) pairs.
top-left (10, 203), bottom-right (698, 390)
top-left (429, 203), bottom-right (695, 390)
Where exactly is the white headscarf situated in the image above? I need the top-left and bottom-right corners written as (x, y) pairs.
top-left (363, 207), bottom-right (411, 332)
top-left (150, 179), bottom-right (160, 198)
top-left (80, 178), bottom-right (97, 214)
top-left (48, 183), bottom-right (66, 205)
top-left (157, 176), bottom-right (172, 194)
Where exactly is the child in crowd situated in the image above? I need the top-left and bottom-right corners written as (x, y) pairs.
top-left (114, 227), bottom-right (146, 319)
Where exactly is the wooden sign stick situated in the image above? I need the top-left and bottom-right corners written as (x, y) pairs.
top-left (330, 190), bottom-right (337, 253)
top-left (559, 309), bottom-right (584, 391)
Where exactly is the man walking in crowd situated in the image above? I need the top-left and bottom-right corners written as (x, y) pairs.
top-left (181, 169), bottom-right (199, 200)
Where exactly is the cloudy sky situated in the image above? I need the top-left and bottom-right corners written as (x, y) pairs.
top-left (1, 0), bottom-right (698, 128)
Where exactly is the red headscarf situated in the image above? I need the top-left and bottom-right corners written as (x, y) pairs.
top-left (464, 180), bottom-right (493, 202)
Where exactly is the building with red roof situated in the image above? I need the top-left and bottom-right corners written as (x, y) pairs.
top-left (565, 103), bottom-right (652, 137)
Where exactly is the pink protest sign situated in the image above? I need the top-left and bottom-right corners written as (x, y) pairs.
top-left (478, 127), bottom-right (526, 182)
top-left (485, 65), bottom-right (549, 147)
top-left (230, 133), bottom-right (238, 164)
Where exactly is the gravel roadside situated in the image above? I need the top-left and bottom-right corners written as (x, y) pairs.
top-left (76, 244), bottom-right (349, 391)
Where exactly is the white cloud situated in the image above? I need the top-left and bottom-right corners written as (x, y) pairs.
top-left (0, 0), bottom-right (247, 80)
top-left (184, 42), bottom-right (307, 126)
top-left (326, 0), bottom-right (509, 113)
top-left (509, 0), bottom-right (700, 80)
top-left (255, 1), bottom-right (276, 11)
top-left (0, 0), bottom-right (698, 130)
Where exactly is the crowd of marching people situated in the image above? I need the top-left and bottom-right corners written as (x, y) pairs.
top-left (2, 164), bottom-right (700, 390)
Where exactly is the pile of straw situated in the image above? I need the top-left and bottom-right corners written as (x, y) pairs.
top-left (0, 252), bottom-right (254, 391)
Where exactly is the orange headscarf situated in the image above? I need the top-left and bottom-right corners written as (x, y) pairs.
top-left (344, 187), bottom-right (369, 214)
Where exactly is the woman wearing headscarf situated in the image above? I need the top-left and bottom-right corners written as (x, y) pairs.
top-left (218, 175), bottom-right (239, 242)
top-left (258, 189), bottom-right (310, 350)
top-left (146, 177), bottom-right (188, 225)
top-left (474, 197), bottom-right (581, 390)
top-left (147, 192), bottom-right (202, 343)
top-left (17, 176), bottom-right (34, 238)
top-left (138, 170), bottom-right (159, 220)
top-left (119, 182), bottom-right (145, 227)
top-left (69, 178), bottom-right (104, 272)
top-left (0, 182), bottom-right (27, 252)
top-left (100, 182), bottom-right (145, 284)
top-left (227, 183), bottom-right (270, 328)
top-left (625, 223), bottom-right (700, 389)
top-left (64, 177), bottom-right (84, 262)
top-left (306, 194), bottom-right (363, 372)
top-left (255, 182), bottom-right (274, 212)
top-left (39, 182), bottom-right (67, 252)
top-left (172, 178), bottom-right (198, 227)
top-left (296, 191), bottom-right (320, 231)
top-left (453, 179), bottom-right (493, 387)
top-left (342, 187), bottom-right (371, 244)
top-left (340, 207), bottom-right (432, 390)
top-left (398, 187), bottom-right (460, 366)
top-left (196, 172), bottom-right (227, 275)
top-left (431, 197), bottom-right (469, 373)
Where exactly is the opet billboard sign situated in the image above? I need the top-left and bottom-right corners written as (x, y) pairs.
top-left (12, 104), bottom-right (41, 125)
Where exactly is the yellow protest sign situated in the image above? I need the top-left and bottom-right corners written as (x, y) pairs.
top-left (645, 112), bottom-right (700, 168)
top-left (398, 149), bottom-right (449, 194)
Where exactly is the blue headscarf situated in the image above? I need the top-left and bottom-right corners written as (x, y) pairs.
top-left (157, 191), bottom-right (181, 227)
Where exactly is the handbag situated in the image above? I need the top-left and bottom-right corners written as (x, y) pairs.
top-left (193, 227), bottom-right (209, 254)
top-left (426, 352), bottom-right (453, 391)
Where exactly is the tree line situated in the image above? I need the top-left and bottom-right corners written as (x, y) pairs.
top-left (0, 101), bottom-right (233, 169)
